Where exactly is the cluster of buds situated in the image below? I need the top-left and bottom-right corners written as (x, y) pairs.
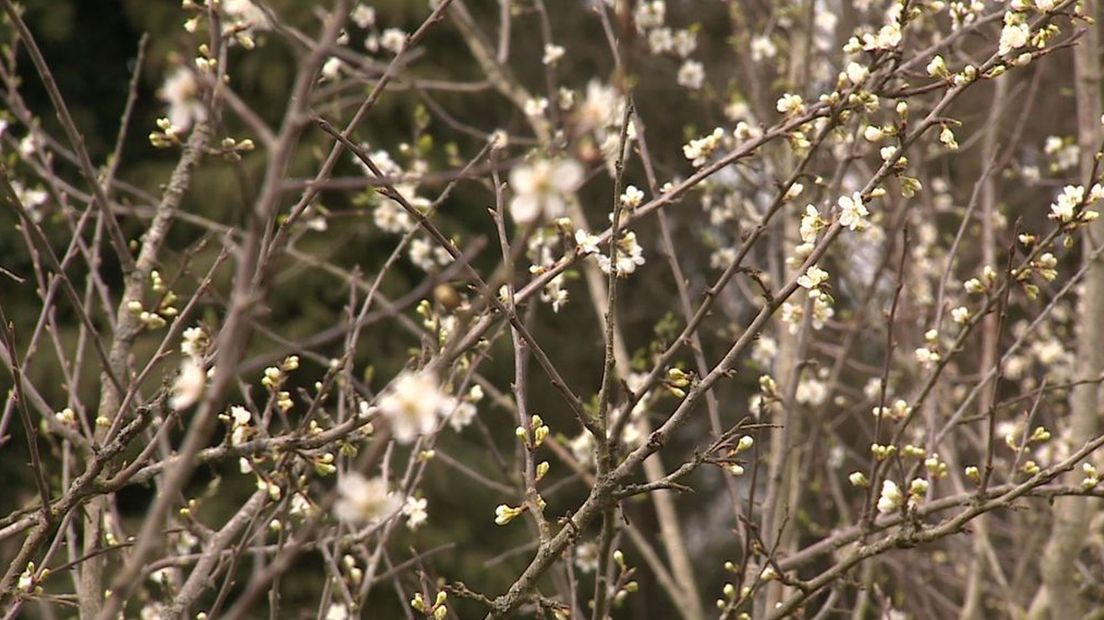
top-left (925, 454), bottom-right (949, 480)
top-left (131, 271), bottom-right (180, 329)
top-left (717, 562), bottom-right (752, 615)
top-left (416, 298), bottom-right (458, 345)
top-left (907, 478), bottom-right (929, 508)
top-left (195, 43), bottom-right (217, 73)
top-left (1082, 463), bottom-right (1100, 489)
top-left (863, 123), bottom-right (897, 144)
top-left (914, 329), bottom-right (941, 368)
top-left (181, 325), bottom-right (209, 357)
top-left (217, 136), bottom-right (256, 161)
top-left (219, 405), bottom-right (253, 446)
top-left (494, 503), bottom-right (525, 526)
top-left (938, 124), bottom-right (959, 151)
top-left (874, 133), bottom-right (923, 198)
top-left (902, 444), bottom-right (926, 459)
top-left (55, 407), bottom-right (77, 427)
top-left (786, 127), bottom-right (812, 155)
top-left (665, 367), bottom-right (692, 398)
top-left (411, 591), bottom-right (448, 620)
top-left (871, 443), bottom-right (897, 461)
top-left (178, 497), bottom-right (200, 520)
top-left (1049, 184), bottom-right (1102, 229)
top-left (872, 399), bottom-right (911, 422)
top-left (965, 465), bottom-right (981, 484)
top-left (723, 435), bottom-right (754, 477)
top-left (951, 306), bottom-right (971, 325)
top-left (341, 554), bottom-right (364, 587)
top-left (951, 65), bottom-right (978, 87)
top-left (288, 492), bottom-right (318, 519)
top-left (261, 356), bottom-right (299, 412)
top-left (312, 452), bottom-right (336, 476)
top-left (964, 265), bottom-right (999, 294)
top-left (1030, 425), bottom-right (1052, 443)
top-left (256, 475), bottom-right (283, 501)
top-left (877, 480), bottom-right (903, 513)
top-left (608, 550), bottom-right (639, 608)
top-left (1014, 253), bottom-right (1058, 299)
top-left (927, 54), bottom-right (950, 79)
top-left (758, 374), bottom-right (780, 404)
top-left (535, 460), bottom-right (550, 482)
top-left (516, 415), bottom-right (550, 450)
top-left (1004, 425), bottom-right (1052, 450)
top-left (150, 117), bottom-right (184, 148)
top-left (682, 127), bottom-right (725, 167)
top-left (261, 355), bottom-right (299, 389)
top-left (16, 562), bottom-right (45, 595)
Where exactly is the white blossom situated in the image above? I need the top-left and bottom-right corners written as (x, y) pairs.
top-left (575, 229), bottom-right (602, 255)
top-left (574, 541), bottom-right (600, 572)
top-left (800, 205), bottom-right (825, 243)
top-left (508, 158), bottom-right (584, 224)
top-left (951, 306), bottom-right (971, 324)
top-left (321, 57), bottom-right (343, 81)
top-left (620, 185), bottom-right (645, 209)
top-left (524, 97), bottom-right (549, 118)
top-left (683, 127), bottom-right (725, 166)
top-left (326, 603), bottom-right (349, 620)
top-left (378, 371), bottom-right (455, 443)
top-left (837, 192), bottom-right (869, 231)
top-left (1050, 185), bottom-right (1084, 223)
top-left (402, 496), bottom-right (429, 529)
top-left (676, 60), bottom-right (705, 90)
top-left (939, 126), bottom-right (959, 150)
top-left (927, 55), bottom-right (948, 77)
top-left (542, 44), bottom-right (565, 66)
top-left (998, 19), bottom-right (1030, 56)
top-left (577, 80), bottom-right (624, 130)
top-left (750, 36), bottom-right (777, 61)
top-left (380, 28), bottom-right (407, 54)
top-left (861, 22), bottom-right (902, 51)
top-left (351, 4), bottom-right (376, 28)
top-left (596, 231), bottom-right (646, 277)
top-left (751, 336), bottom-right (777, 367)
top-left (181, 326), bottom-right (208, 357)
top-left (877, 480), bottom-right (904, 513)
top-left (863, 125), bottom-right (886, 143)
top-left (409, 237), bottom-right (451, 271)
top-left (634, 1), bottom-right (666, 30)
top-left (673, 29), bottom-right (697, 57)
top-left (844, 62), bottom-right (869, 86)
top-left (569, 431), bottom-right (595, 466)
top-left (169, 357), bottom-right (205, 411)
top-left (915, 347), bottom-right (940, 367)
top-left (229, 405), bottom-right (252, 446)
top-left (334, 473), bottom-right (399, 525)
top-left (797, 265), bottom-right (829, 290)
top-left (776, 93), bottom-right (805, 116)
top-left (796, 376), bottom-right (827, 406)
top-left (158, 67), bottom-right (204, 130)
top-left (648, 27), bottom-right (674, 54)
top-left (223, 0), bottom-right (271, 33)
top-left (448, 401), bottom-right (477, 431)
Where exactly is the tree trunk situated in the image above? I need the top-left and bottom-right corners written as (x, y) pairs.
top-left (1038, 4), bottom-right (1104, 617)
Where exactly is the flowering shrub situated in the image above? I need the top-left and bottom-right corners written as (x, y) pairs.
top-left (2, 0), bottom-right (1104, 618)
